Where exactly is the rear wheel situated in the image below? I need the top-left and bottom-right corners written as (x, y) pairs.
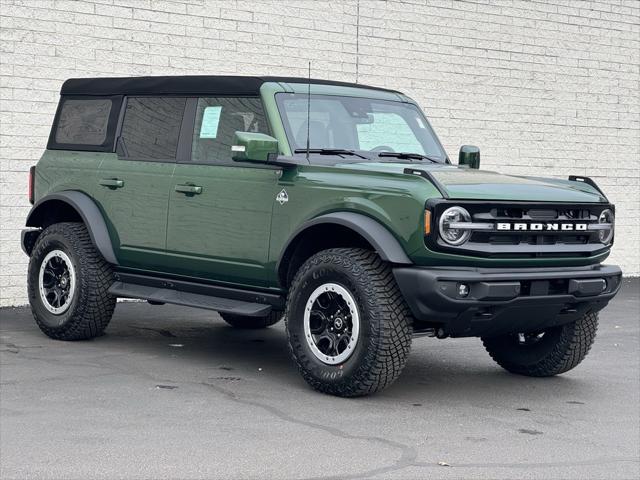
top-left (220, 311), bottom-right (282, 329)
top-left (482, 312), bottom-right (598, 377)
top-left (285, 248), bottom-right (413, 397)
top-left (27, 222), bottom-right (116, 340)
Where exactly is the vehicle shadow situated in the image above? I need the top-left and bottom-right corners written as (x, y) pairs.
top-left (93, 302), bottom-right (595, 405)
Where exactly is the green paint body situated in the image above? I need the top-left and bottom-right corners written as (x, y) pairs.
top-left (33, 82), bottom-right (611, 292)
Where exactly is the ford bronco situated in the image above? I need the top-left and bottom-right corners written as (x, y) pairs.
top-left (22, 75), bottom-right (621, 396)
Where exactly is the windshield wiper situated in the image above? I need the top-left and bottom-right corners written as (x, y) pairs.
top-left (293, 148), bottom-right (368, 159)
top-left (377, 152), bottom-right (440, 163)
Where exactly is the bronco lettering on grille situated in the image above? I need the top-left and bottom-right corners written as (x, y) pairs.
top-left (496, 223), bottom-right (588, 231)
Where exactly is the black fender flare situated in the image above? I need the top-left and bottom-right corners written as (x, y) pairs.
top-left (23, 191), bottom-right (118, 264)
top-left (277, 211), bottom-right (412, 277)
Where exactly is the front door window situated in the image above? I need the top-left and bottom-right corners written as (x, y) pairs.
top-left (190, 97), bottom-right (268, 165)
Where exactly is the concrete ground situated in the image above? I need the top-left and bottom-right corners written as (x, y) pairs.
top-left (1, 280), bottom-right (638, 480)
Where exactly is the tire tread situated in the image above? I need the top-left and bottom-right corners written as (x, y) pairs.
top-left (28, 222), bottom-right (115, 341)
top-left (285, 248), bottom-right (413, 397)
top-left (482, 312), bottom-right (598, 377)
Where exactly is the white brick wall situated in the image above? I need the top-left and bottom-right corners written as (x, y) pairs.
top-left (1, 0), bottom-right (638, 306)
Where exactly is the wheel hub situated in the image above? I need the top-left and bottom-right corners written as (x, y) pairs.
top-left (38, 249), bottom-right (75, 315)
top-left (303, 283), bottom-right (360, 365)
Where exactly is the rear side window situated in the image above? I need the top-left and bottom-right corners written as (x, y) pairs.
top-left (55, 99), bottom-right (111, 145)
top-left (190, 97), bottom-right (268, 165)
top-left (117, 97), bottom-right (186, 161)
top-left (48, 96), bottom-right (122, 152)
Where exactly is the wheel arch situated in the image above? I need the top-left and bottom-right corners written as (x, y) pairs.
top-left (277, 212), bottom-right (412, 287)
top-left (23, 191), bottom-right (118, 264)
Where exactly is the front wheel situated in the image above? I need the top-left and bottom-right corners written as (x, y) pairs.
top-left (482, 312), bottom-right (599, 377)
top-left (285, 248), bottom-right (413, 397)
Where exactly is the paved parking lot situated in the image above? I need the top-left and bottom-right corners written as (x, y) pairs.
top-left (1, 279), bottom-right (638, 480)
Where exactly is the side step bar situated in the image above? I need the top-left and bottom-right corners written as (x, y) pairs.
top-left (108, 272), bottom-right (285, 317)
top-left (109, 282), bottom-right (273, 317)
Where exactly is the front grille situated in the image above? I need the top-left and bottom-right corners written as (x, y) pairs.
top-left (483, 207), bottom-right (592, 221)
top-left (426, 201), bottom-right (613, 259)
top-left (474, 232), bottom-right (592, 246)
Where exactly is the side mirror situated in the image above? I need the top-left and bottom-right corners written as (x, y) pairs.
top-left (458, 145), bottom-right (480, 169)
top-left (232, 132), bottom-right (279, 163)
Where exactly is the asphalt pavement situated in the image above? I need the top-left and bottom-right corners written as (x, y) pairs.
top-left (1, 279), bottom-right (638, 480)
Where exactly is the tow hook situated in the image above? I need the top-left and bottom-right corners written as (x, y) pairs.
top-left (413, 327), bottom-right (450, 339)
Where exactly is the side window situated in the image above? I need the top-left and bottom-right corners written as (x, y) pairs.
top-left (55, 99), bottom-right (112, 145)
top-left (118, 97), bottom-right (186, 161)
top-left (356, 113), bottom-right (425, 154)
top-left (191, 97), bottom-right (268, 164)
top-left (48, 96), bottom-right (122, 151)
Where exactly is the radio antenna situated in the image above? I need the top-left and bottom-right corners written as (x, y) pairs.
top-left (305, 61), bottom-right (312, 163)
top-left (355, 0), bottom-right (360, 83)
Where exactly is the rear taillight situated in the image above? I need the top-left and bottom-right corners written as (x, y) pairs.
top-left (28, 166), bottom-right (35, 204)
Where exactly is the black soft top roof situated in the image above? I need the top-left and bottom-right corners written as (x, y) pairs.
top-left (60, 75), bottom-right (399, 96)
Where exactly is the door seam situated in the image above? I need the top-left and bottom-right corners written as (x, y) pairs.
top-left (164, 162), bottom-right (177, 250)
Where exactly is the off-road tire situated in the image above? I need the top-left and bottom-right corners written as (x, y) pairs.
top-left (482, 312), bottom-right (598, 377)
top-left (220, 311), bottom-right (282, 329)
top-left (27, 222), bottom-right (116, 340)
top-left (285, 248), bottom-right (413, 397)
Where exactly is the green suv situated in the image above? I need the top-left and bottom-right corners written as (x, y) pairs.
top-left (22, 75), bottom-right (621, 396)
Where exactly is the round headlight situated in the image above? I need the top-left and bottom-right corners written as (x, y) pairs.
top-left (598, 209), bottom-right (614, 244)
top-left (439, 206), bottom-right (472, 245)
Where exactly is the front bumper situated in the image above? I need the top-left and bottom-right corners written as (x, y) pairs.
top-left (393, 264), bottom-right (622, 337)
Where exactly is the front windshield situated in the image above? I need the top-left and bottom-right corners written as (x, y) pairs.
top-left (275, 93), bottom-right (447, 162)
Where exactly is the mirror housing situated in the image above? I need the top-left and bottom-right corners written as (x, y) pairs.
top-left (458, 145), bottom-right (480, 169)
top-left (232, 132), bottom-right (279, 163)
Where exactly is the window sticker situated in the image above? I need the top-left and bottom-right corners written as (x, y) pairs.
top-left (200, 106), bottom-right (222, 138)
top-left (416, 117), bottom-right (425, 129)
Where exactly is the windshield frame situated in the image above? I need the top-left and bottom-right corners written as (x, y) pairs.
top-left (274, 92), bottom-right (449, 165)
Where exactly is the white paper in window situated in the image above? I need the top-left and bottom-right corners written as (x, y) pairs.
top-left (200, 106), bottom-right (222, 138)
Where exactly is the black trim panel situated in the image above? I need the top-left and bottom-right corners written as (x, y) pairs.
top-left (60, 75), bottom-right (399, 97)
top-left (177, 97), bottom-right (197, 163)
top-left (25, 191), bottom-right (118, 264)
top-left (568, 175), bottom-right (607, 199)
top-left (404, 168), bottom-right (449, 199)
top-left (21, 228), bottom-right (40, 256)
top-left (394, 264), bottom-right (622, 337)
top-left (113, 271), bottom-right (285, 310)
top-left (277, 211), bottom-right (412, 277)
top-left (109, 281), bottom-right (273, 316)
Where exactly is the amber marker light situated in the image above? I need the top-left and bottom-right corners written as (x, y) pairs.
top-left (424, 210), bottom-right (432, 236)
